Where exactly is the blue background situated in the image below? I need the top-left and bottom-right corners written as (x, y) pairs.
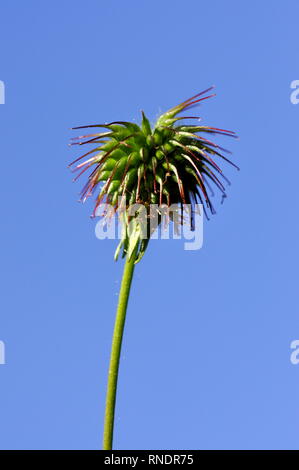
top-left (0, 0), bottom-right (298, 450)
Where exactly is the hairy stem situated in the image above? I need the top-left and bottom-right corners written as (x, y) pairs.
top-left (103, 250), bottom-right (137, 450)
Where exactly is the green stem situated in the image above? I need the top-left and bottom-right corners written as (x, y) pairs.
top-left (103, 250), bottom-right (137, 450)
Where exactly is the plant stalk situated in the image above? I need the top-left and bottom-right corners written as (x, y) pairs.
top-left (103, 249), bottom-right (137, 450)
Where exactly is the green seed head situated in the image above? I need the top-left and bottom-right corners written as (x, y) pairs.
top-left (69, 87), bottom-right (238, 262)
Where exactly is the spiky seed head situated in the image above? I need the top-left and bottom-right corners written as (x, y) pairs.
top-left (69, 87), bottom-right (238, 262)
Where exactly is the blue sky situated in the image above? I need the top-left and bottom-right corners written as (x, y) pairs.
top-left (0, 0), bottom-right (299, 450)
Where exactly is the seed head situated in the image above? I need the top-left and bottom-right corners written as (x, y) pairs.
top-left (69, 88), bottom-right (238, 262)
